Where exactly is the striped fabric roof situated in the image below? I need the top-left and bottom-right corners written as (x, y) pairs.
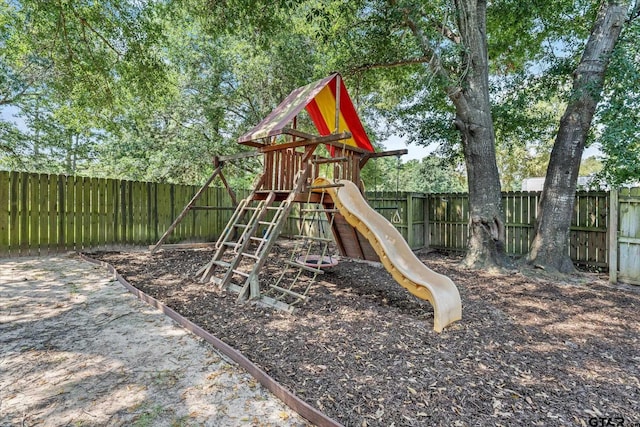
top-left (238, 73), bottom-right (374, 153)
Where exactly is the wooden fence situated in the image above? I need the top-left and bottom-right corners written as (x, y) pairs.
top-left (0, 171), bottom-right (614, 269)
top-left (0, 171), bottom-right (240, 256)
top-left (610, 187), bottom-right (640, 284)
top-left (427, 191), bottom-right (610, 267)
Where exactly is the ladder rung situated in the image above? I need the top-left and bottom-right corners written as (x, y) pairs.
top-left (266, 206), bottom-right (284, 211)
top-left (259, 221), bottom-right (277, 226)
top-left (286, 260), bottom-right (325, 274)
top-left (241, 253), bottom-right (259, 260)
top-left (243, 206), bottom-right (261, 211)
top-left (269, 284), bottom-right (308, 300)
top-left (190, 206), bottom-right (230, 211)
top-left (213, 260), bottom-right (231, 268)
top-left (228, 283), bottom-right (243, 293)
top-left (233, 269), bottom-right (250, 277)
top-left (250, 237), bottom-right (266, 242)
top-left (293, 235), bottom-right (333, 242)
top-left (234, 224), bottom-right (248, 228)
top-left (309, 183), bottom-right (344, 190)
top-left (300, 208), bottom-right (339, 213)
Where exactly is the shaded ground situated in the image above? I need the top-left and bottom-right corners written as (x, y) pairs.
top-left (0, 255), bottom-right (308, 427)
top-left (90, 244), bottom-right (640, 427)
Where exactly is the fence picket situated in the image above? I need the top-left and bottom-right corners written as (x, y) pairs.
top-left (56, 175), bottom-right (65, 252)
top-left (27, 173), bottom-right (38, 255)
top-left (9, 172), bottom-right (18, 255)
top-left (97, 178), bottom-right (106, 249)
top-left (122, 180), bottom-right (130, 245)
top-left (132, 180), bottom-right (141, 245)
top-left (81, 176), bottom-right (91, 250)
top-left (73, 176), bottom-right (82, 251)
top-left (0, 172), bottom-right (8, 257)
top-left (19, 173), bottom-right (29, 256)
top-left (158, 182), bottom-right (170, 243)
top-left (64, 176), bottom-right (73, 251)
top-left (38, 174), bottom-right (49, 255)
top-left (105, 179), bottom-right (115, 247)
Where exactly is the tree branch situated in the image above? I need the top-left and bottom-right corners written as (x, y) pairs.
top-left (349, 56), bottom-right (434, 72)
top-left (0, 84), bottom-right (32, 106)
top-left (425, 16), bottom-right (461, 44)
top-left (224, 105), bottom-right (248, 121)
top-left (0, 62), bottom-right (49, 105)
top-left (71, 9), bottom-right (123, 57)
top-left (390, 0), bottom-right (451, 82)
top-left (57, 0), bottom-right (75, 60)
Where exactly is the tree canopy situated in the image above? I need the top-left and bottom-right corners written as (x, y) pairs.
top-left (2, 0), bottom-right (637, 187)
top-left (597, 10), bottom-right (640, 186)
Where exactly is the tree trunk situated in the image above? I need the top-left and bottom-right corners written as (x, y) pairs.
top-left (452, 0), bottom-right (508, 269)
top-left (527, 1), bottom-right (629, 273)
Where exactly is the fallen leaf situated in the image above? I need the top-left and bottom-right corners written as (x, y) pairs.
top-left (279, 411), bottom-right (290, 420)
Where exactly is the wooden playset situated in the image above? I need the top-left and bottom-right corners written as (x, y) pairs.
top-left (151, 73), bottom-right (462, 331)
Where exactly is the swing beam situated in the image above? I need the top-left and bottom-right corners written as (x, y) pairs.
top-left (359, 149), bottom-right (408, 168)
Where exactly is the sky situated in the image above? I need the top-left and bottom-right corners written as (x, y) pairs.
top-left (1, 105), bottom-right (23, 127)
top-left (383, 134), bottom-right (436, 161)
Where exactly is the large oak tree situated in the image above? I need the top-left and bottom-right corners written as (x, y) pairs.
top-left (528, 0), bottom-right (637, 273)
top-left (297, 0), bottom-right (511, 268)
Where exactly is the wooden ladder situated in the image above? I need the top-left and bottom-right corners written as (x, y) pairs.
top-left (198, 198), bottom-right (263, 282)
top-left (199, 191), bottom-right (293, 300)
top-left (198, 154), bottom-right (316, 308)
top-left (266, 182), bottom-right (341, 307)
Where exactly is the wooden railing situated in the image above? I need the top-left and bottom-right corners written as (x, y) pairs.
top-left (261, 147), bottom-right (363, 192)
top-left (263, 149), bottom-right (306, 191)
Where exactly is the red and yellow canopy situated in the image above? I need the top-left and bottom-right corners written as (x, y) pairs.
top-left (238, 73), bottom-right (374, 153)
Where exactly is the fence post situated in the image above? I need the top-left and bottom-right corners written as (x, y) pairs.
top-left (406, 193), bottom-right (414, 249)
top-left (424, 193), bottom-right (430, 249)
top-left (0, 171), bottom-right (8, 256)
top-left (609, 188), bottom-right (618, 284)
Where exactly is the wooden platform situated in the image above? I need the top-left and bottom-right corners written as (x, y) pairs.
top-left (331, 213), bottom-right (380, 262)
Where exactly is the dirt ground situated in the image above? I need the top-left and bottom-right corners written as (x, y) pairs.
top-left (88, 243), bottom-right (640, 427)
top-left (0, 254), bottom-right (308, 427)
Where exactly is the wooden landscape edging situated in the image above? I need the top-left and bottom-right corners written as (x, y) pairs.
top-left (79, 253), bottom-right (344, 427)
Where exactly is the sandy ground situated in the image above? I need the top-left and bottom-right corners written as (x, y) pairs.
top-left (0, 254), bottom-right (309, 427)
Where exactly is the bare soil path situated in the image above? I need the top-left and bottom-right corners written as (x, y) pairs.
top-left (0, 254), bottom-right (308, 427)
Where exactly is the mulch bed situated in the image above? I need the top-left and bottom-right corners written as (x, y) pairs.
top-left (88, 244), bottom-right (640, 426)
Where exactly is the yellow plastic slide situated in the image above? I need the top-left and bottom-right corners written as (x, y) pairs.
top-left (314, 178), bottom-right (462, 332)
